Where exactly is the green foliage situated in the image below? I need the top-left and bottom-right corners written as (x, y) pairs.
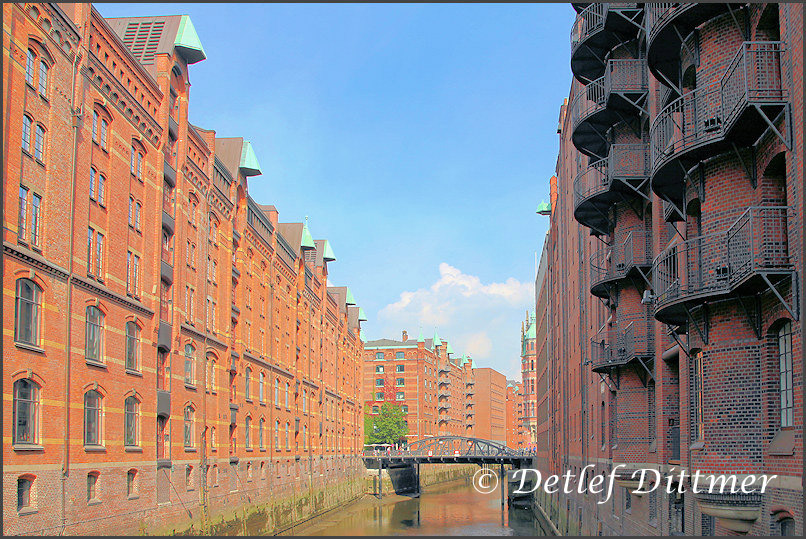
top-left (365, 402), bottom-right (408, 445)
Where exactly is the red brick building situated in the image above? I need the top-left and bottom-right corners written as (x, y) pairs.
top-left (3, 3), bottom-right (365, 535)
top-left (505, 380), bottom-right (526, 449)
top-left (472, 367), bottom-right (507, 444)
top-left (532, 3), bottom-right (802, 536)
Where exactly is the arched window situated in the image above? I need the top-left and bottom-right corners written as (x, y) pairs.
top-left (183, 405), bottom-right (194, 448)
top-left (210, 426), bottom-right (216, 452)
top-left (259, 372), bottom-right (265, 403)
top-left (100, 117), bottom-right (108, 150)
top-left (38, 60), bottom-right (48, 96)
top-left (275, 378), bottom-right (279, 405)
top-left (375, 352), bottom-right (384, 360)
top-left (778, 321), bottom-right (794, 428)
top-left (22, 115), bottom-right (33, 152)
top-left (209, 357), bottom-right (216, 392)
top-left (303, 424), bottom-right (308, 450)
top-left (83, 390), bottom-right (102, 446)
top-left (125, 321), bottom-right (140, 371)
top-left (17, 474), bottom-right (35, 511)
top-left (692, 350), bottom-right (704, 441)
top-left (245, 367), bottom-right (252, 400)
top-left (259, 418), bottom-right (265, 449)
top-left (13, 379), bottom-right (40, 445)
top-left (245, 416), bottom-right (252, 449)
top-left (85, 306), bottom-right (104, 363)
top-left (26, 49), bottom-right (36, 85)
top-left (303, 389), bottom-right (307, 413)
top-left (779, 517), bottom-right (795, 536)
top-left (285, 382), bottom-right (289, 408)
top-left (86, 471), bottom-right (99, 502)
top-left (34, 125), bottom-right (45, 161)
top-left (285, 422), bottom-right (290, 450)
top-left (275, 420), bottom-right (280, 450)
top-left (15, 278), bottom-right (41, 346)
top-left (126, 469), bottom-right (138, 498)
top-left (184, 344), bottom-right (195, 385)
top-left (124, 396), bottom-right (139, 447)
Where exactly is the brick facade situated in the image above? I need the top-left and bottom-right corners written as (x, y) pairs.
top-left (3, 3), bottom-right (365, 535)
top-left (530, 3), bottom-right (802, 536)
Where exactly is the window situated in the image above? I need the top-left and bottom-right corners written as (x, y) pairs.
top-left (183, 405), bottom-right (194, 447)
top-left (396, 392), bottom-right (404, 400)
top-left (83, 390), bottom-right (102, 446)
top-left (375, 365), bottom-right (384, 373)
top-left (245, 368), bottom-right (252, 400)
top-left (89, 168), bottom-right (96, 201)
top-left (92, 111), bottom-right (98, 142)
top-left (124, 396), bottom-right (139, 447)
top-left (692, 350), bottom-right (704, 441)
top-left (184, 345), bottom-right (195, 385)
top-left (17, 475), bottom-right (34, 512)
top-left (210, 426), bottom-right (216, 451)
top-left (209, 358), bottom-right (216, 392)
top-left (303, 389), bottom-right (307, 413)
top-left (209, 216), bottom-right (218, 244)
top-left (26, 49), bottom-right (35, 85)
top-left (125, 322), bottom-right (140, 371)
top-left (376, 392), bottom-right (384, 401)
top-left (275, 378), bottom-right (279, 406)
top-left (375, 352), bottom-right (384, 360)
top-left (371, 406), bottom-right (379, 414)
top-left (87, 228), bottom-right (104, 278)
top-left (275, 420), bottom-right (280, 450)
top-left (285, 422), bottom-right (290, 450)
top-left (778, 321), bottom-right (794, 428)
top-left (779, 517), bottom-right (795, 536)
top-left (396, 352), bottom-right (404, 359)
top-left (303, 424), bottom-right (308, 450)
top-left (38, 60), bottom-right (48, 96)
top-left (259, 372), bottom-right (265, 403)
top-left (85, 306), bottom-right (104, 363)
top-left (22, 116), bottom-right (32, 152)
top-left (396, 365), bottom-right (404, 373)
top-left (34, 125), bottom-right (44, 160)
top-left (15, 278), bottom-right (41, 346)
top-left (30, 193), bottom-right (42, 247)
top-left (259, 418), bottom-right (265, 449)
top-left (396, 378), bottom-right (404, 386)
top-left (185, 465), bottom-right (194, 489)
top-left (285, 382), bottom-right (289, 409)
top-left (376, 378), bottom-right (384, 387)
top-left (130, 146), bottom-right (143, 180)
top-left (13, 379), bottom-right (40, 445)
top-left (135, 202), bottom-right (142, 231)
top-left (401, 405), bottom-right (408, 413)
top-left (156, 416), bottom-right (169, 459)
top-left (100, 118), bottom-right (108, 150)
top-left (95, 232), bottom-right (104, 276)
top-left (86, 472), bottom-right (99, 502)
top-left (97, 173), bottom-right (106, 206)
top-left (18, 186), bottom-right (29, 242)
top-left (127, 470), bottom-right (138, 498)
top-left (126, 251), bottom-right (140, 296)
top-left (245, 416), bottom-right (252, 449)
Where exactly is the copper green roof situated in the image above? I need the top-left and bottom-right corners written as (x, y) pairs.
top-left (459, 354), bottom-right (467, 366)
top-left (358, 307), bottom-right (368, 322)
top-left (469, 355), bottom-right (477, 369)
top-left (323, 240), bottom-right (336, 262)
top-left (433, 329), bottom-right (442, 347)
top-left (239, 141), bottom-right (262, 176)
top-left (446, 342), bottom-right (454, 356)
top-left (300, 219), bottom-right (315, 250)
top-left (417, 328), bottom-right (424, 343)
top-left (536, 200), bottom-right (551, 215)
top-left (175, 15), bottom-right (206, 64)
top-left (345, 287), bottom-right (356, 305)
top-left (524, 313), bottom-right (537, 339)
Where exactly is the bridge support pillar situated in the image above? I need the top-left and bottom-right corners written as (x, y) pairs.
top-left (416, 462), bottom-right (421, 495)
top-left (378, 461), bottom-right (382, 499)
top-left (500, 464), bottom-right (505, 508)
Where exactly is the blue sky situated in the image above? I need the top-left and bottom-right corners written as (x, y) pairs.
top-left (99, 3), bottom-right (574, 379)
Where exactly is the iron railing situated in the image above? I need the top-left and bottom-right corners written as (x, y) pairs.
top-left (574, 144), bottom-right (649, 210)
top-left (590, 230), bottom-right (652, 289)
top-left (571, 76), bottom-right (607, 132)
top-left (653, 206), bottom-right (793, 312)
top-left (571, 3), bottom-right (606, 53)
top-left (590, 318), bottom-right (652, 370)
top-left (646, 3), bottom-right (687, 45)
top-left (651, 42), bottom-right (786, 177)
top-left (605, 58), bottom-right (648, 94)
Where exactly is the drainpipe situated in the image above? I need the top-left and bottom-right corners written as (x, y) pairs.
top-left (62, 44), bottom-right (83, 533)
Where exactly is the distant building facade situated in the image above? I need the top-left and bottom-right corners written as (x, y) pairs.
top-left (505, 380), bottom-right (526, 449)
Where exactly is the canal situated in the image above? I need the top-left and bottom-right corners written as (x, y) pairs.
top-left (284, 475), bottom-right (549, 536)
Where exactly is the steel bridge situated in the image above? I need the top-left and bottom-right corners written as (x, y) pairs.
top-left (363, 436), bottom-right (534, 466)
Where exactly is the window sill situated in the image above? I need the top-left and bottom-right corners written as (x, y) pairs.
top-left (13, 443), bottom-right (44, 451)
top-left (245, 398), bottom-right (253, 404)
top-left (15, 342), bottom-right (45, 354)
top-left (124, 446), bottom-right (143, 453)
top-left (184, 447), bottom-right (197, 453)
top-left (84, 445), bottom-right (106, 452)
top-left (185, 383), bottom-right (197, 390)
top-left (85, 359), bottom-right (107, 369)
top-left (127, 495), bottom-right (140, 501)
top-left (18, 507), bottom-right (38, 516)
top-left (125, 369), bottom-right (143, 377)
top-left (245, 448), bottom-right (253, 452)
top-left (690, 441), bottom-right (705, 451)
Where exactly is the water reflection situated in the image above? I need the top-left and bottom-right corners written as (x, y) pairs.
top-left (292, 477), bottom-right (547, 536)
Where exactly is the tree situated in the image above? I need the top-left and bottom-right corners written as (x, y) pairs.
top-left (366, 402), bottom-right (408, 445)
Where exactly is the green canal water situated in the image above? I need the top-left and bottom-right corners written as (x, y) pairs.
top-left (283, 476), bottom-right (549, 536)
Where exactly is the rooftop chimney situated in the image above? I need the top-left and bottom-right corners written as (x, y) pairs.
top-left (402, 330), bottom-right (408, 342)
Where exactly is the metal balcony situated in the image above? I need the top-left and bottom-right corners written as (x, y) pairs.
top-left (438, 366), bottom-right (449, 374)
top-left (590, 318), bottom-right (654, 383)
top-left (438, 403), bottom-right (451, 411)
top-left (437, 378), bottom-right (449, 387)
top-left (653, 206), bottom-right (795, 328)
top-left (438, 391), bottom-right (450, 399)
top-left (651, 42), bottom-right (789, 207)
top-left (646, 3), bottom-right (730, 90)
top-left (571, 60), bottom-right (648, 159)
top-left (590, 230), bottom-right (652, 298)
top-left (571, 3), bottom-right (589, 13)
top-left (571, 3), bottom-right (643, 83)
top-left (438, 415), bottom-right (449, 423)
top-left (573, 143), bottom-right (650, 234)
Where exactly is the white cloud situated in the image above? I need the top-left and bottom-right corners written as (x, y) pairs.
top-left (376, 263), bottom-right (533, 378)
